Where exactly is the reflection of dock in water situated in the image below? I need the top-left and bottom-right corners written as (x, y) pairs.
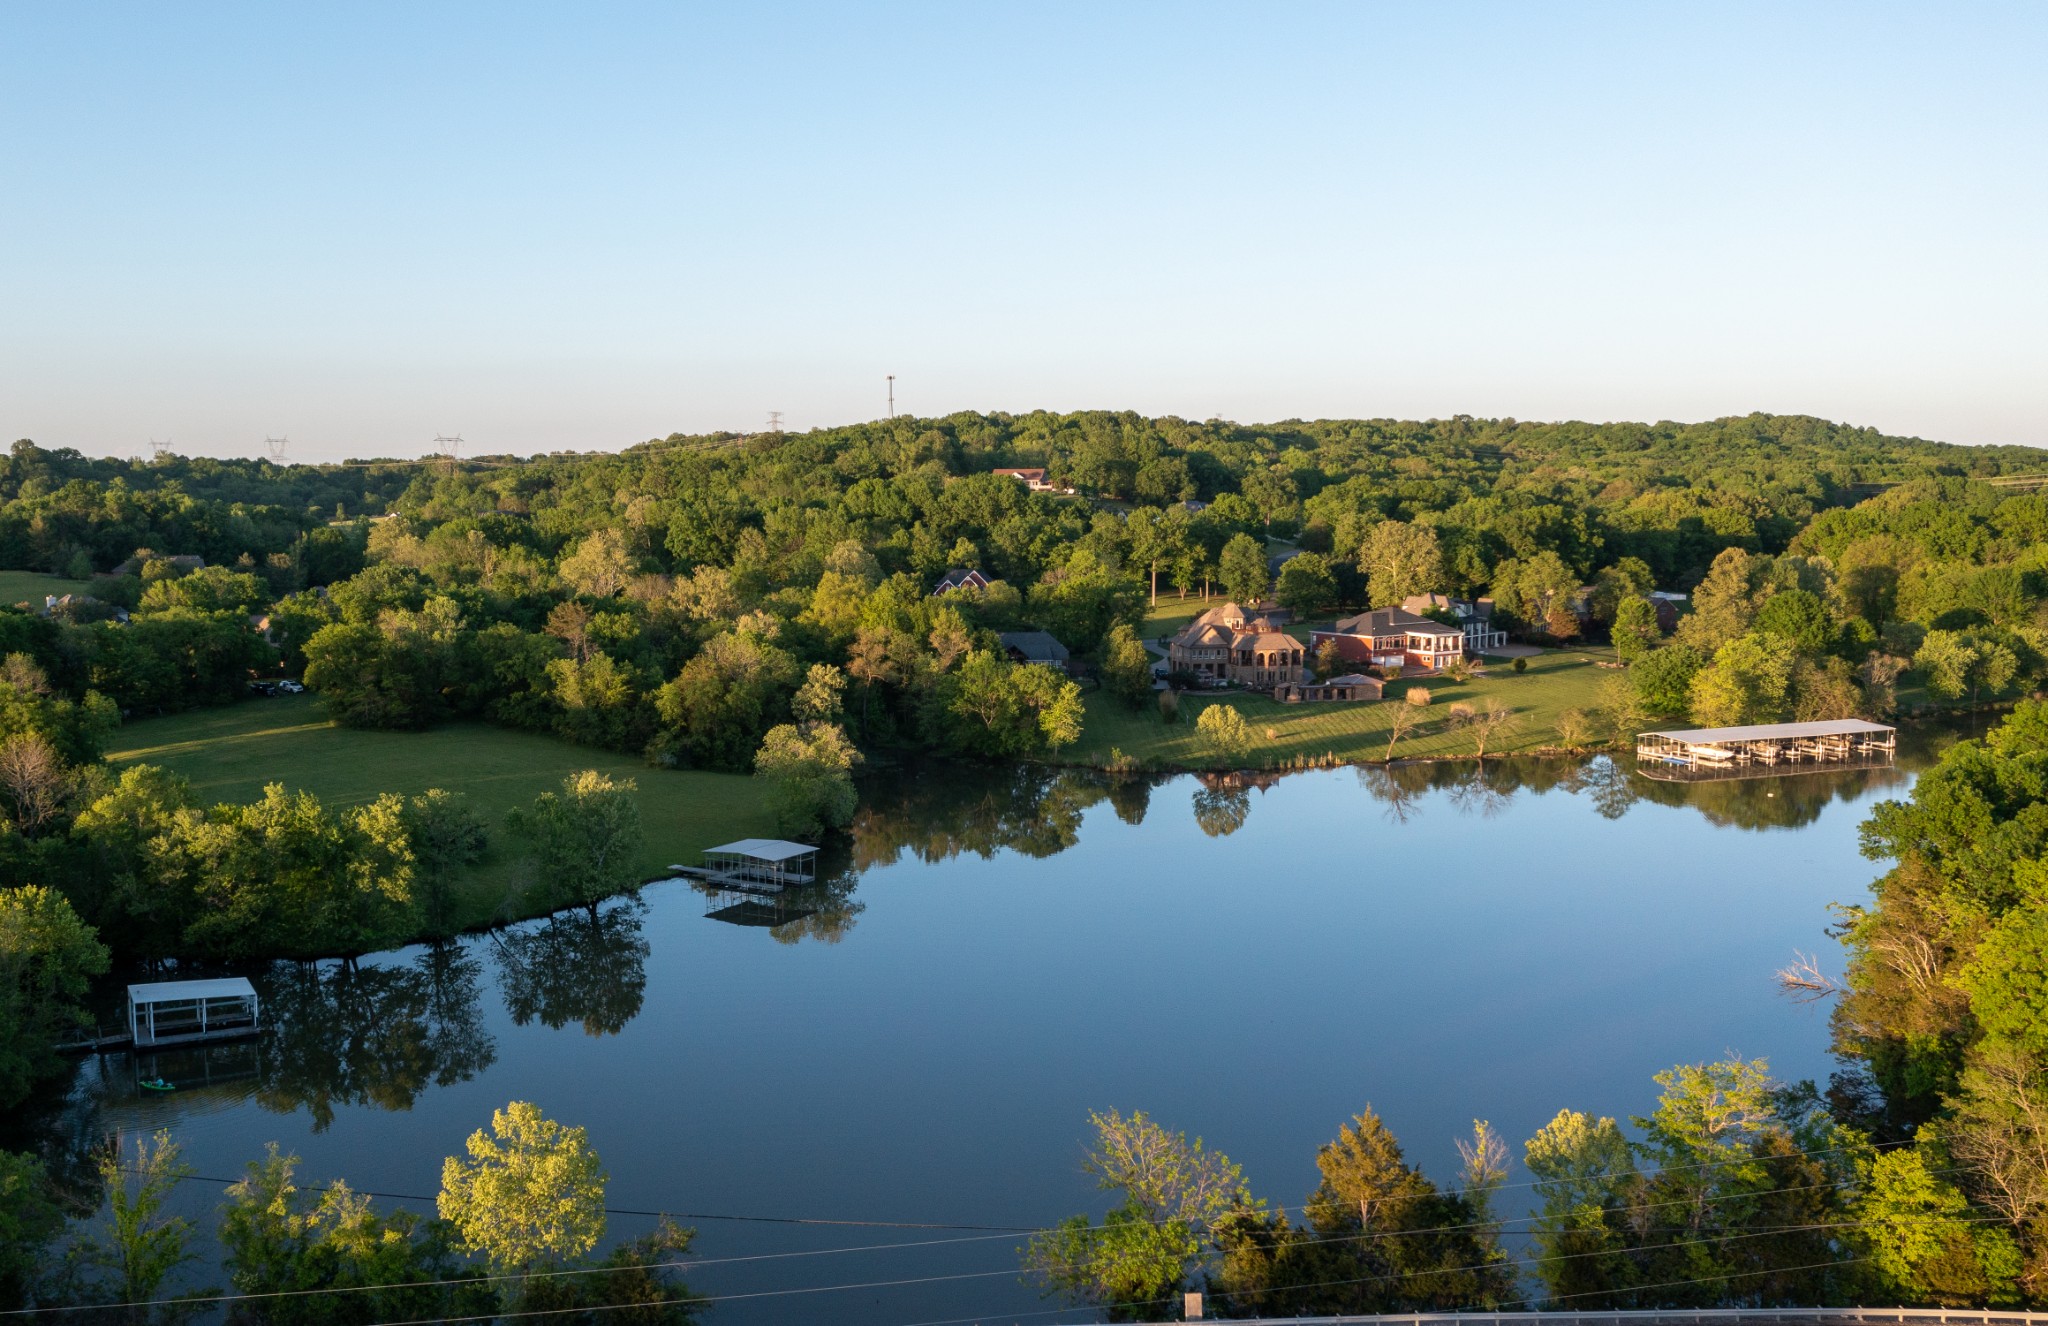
top-left (1635, 719), bottom-right (1896, 783)
top-left (671, 838), bottom-right (823, 929)
top-left (704, 896), bottom-right (820, 928)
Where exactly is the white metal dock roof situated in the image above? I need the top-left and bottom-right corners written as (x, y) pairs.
top-left (127, 977), bottom-right (258, 1003)
top-left (1640, 718), bottom-right (1895, 744)
top-left (704, 838), bottom-right (817, 862)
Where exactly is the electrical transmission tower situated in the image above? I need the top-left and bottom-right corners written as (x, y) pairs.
top-left (264, 436), bottom-right (291, 464)
top-left (433, 434), bottom-right (464, 477)
top-left (148, 438), bottom-right (169, 463)
top-left (886, 374), bottom-right (895, 419)
top-left (767, 411), bottom-right (784, 433)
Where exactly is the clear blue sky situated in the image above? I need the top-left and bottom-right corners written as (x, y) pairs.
top-left (4, 3), bottom-right (2044, 461)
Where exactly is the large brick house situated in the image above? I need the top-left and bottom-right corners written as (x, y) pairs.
top-left (1166, 602), bottom-right (1308, 688)
top-left (1309, 607), bottom-right (1466, 672)
top-left (1400, 593), bottom-right (1507, 652)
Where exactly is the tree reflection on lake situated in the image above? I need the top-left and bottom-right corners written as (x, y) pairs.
top-left (256, 943), bottom-right (496, 1129)
top-left (494, 899), bottom-right (650, 1036)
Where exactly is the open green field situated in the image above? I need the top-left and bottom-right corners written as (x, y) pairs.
top-left (107, 695), bottom-right (777, 928)
top-left (1062, 647), bottom-right (1619, 769)
top-left (0, 569), bottom-right (92, 605)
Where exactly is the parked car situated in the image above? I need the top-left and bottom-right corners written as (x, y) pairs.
top-left (277, 679), bottom-right (305, 694)
top-left (248, 682), bottom-right (278, 696)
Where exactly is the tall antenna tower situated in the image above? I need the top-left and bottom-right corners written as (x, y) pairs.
top-left (148, 437), bottom-right (170, 463)
top-left (767, 411), bottom-right (784, 433)
top-left (433, 433), bottom-right (464, 477)
top-left (886, 374), bottom-right (895, 419)
top-left (264, 435), bottom-right (291, 464)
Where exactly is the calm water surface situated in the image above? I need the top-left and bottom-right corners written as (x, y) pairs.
top-left (17, 740), bottom-right (1959, 1326)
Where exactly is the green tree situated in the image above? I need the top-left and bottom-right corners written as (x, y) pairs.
top-left (1023, 1109), bottom-right (1250, 1319)
top-left (506, 771), bottom-right (645, 915)
top-left (1359, 520), bottom-right (1444, 609)
top-left (1612, 596), bottom-right (1663, 664)
top-left (754, 721), bottom-right (860, 838)
top-left (1274, 553), bottom-right (1337, 618)
top-left (1687, 632), bottom-right (1795, 726)
top-left (1524, 1109), bottom-right (1639, 1306)
top-left (0, 1151), bottom-right (62, 1309)
top-left (400, 790), bottom-right (490, 939)
top-left (1856, 1145), bottom-right (2021, 1306)
top-left (0, 885), bottom-right (111, 1107)
top-left (438, 1101), bottom-right (608, 1274)
top-left (1196, 703), bottom-right (1253, 764)
top-left (221, 1144), bottom-right (488, 1325)
top-left (1754, 588), bottom-right (1836, 657)
top-left (1100, 622), bottom-right (1154, 709)
top-left (73, 1130), bottom-right (200, 1318)
top-left (559, 528), bottom-right (635, 598)
top-left (1629, 643), bottom-right (1705, 714)
top-left (1219, 534), bottom-right (1270, 605)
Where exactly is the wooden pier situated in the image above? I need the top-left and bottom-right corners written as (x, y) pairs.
top-left (1635, 718), bottom-right (1896, 782)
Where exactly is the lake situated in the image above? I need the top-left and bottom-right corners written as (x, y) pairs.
top-left (12, 736), bottom-right (1958, 1326)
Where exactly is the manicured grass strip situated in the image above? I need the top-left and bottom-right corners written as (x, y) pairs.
top-left (0, 569), bottom-right (93, 605)
top-left (1062, 648), bottom-right (1616, 769)
top-left (107, 695), bottom-right (778, 927)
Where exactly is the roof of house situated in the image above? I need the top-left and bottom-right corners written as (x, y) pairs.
top-left (1641, 719), bottom-right (1895, 744)
top-left (1190, 601), bottom-right (1250, 629)
top-left (999, 630), bottom-right (1070, 663)
top-left (1232, 630), bottom-right (1301, 653)
top-left (992, 467), bottom-right (1046, 479)
top-left (1331, 607), bottom-right (1464, 638)
top-left (1323, 673), bottom-right (1376, 686)
top-left (1402, 592), bottom-right (1494, 621)
top-left (128, 977), bottom-right (257, 1004)
top-left (1175, 622), bottom-right (1236, 648)
top-left (934, 567), bottom-right (985, 590)
top-left (705, 838), bottom-right (818, 862)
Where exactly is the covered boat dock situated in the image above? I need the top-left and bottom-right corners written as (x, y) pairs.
top-left (1635, 718), bottom-right (1896, 782)
top-left (127, 977), bottom-right (261, 1049)
top-left (697, 839), bottom-right (818, 894)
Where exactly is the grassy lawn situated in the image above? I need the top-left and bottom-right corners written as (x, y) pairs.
top-left (1063, 647), bottom-right (1618, 769)
top-left (0, 569), bottom-right (92, 605)
top-left (107, 695), bottom-right (778, 927)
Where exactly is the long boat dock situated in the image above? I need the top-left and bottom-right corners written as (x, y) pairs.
top-left (1634, 719), bottom-right (1896, 782)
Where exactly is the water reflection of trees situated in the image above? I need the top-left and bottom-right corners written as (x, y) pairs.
top-left (494, 900), bottom-right (649, 1036)
top-left (1348, 751), bottom-right (1916, 832)
top-left (851, 763), bottom-right (1129, 866)
top-left (256, 944), bottom-right (496, 1130)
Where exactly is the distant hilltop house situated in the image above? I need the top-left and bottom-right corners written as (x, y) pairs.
top-left (1400, 593), bottom-right (1506, 653)
top-left (998, 630), bottom-right (1071, 669)
top-left (1166, 601), bottom-right (1309, 689)
top-left (1310, 606), bottom-right (1466, 673)
top-left (931, 567), bottom-right (990, 596)
top-left (991, 467), bottom-right (1057, 492)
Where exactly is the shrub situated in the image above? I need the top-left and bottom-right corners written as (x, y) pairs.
top-left (1406, 686), bottom-right (1431, 707)
top-left (1158, 689), bottom-right (1180, 724)
top-left (1512, 657), bottom-right (1528, 674)
top-left (1446, 701), bottom-right (1475, 726)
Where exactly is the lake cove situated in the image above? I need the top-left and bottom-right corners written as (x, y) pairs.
top-left (17, 739), bottom-right (1953, 1326)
